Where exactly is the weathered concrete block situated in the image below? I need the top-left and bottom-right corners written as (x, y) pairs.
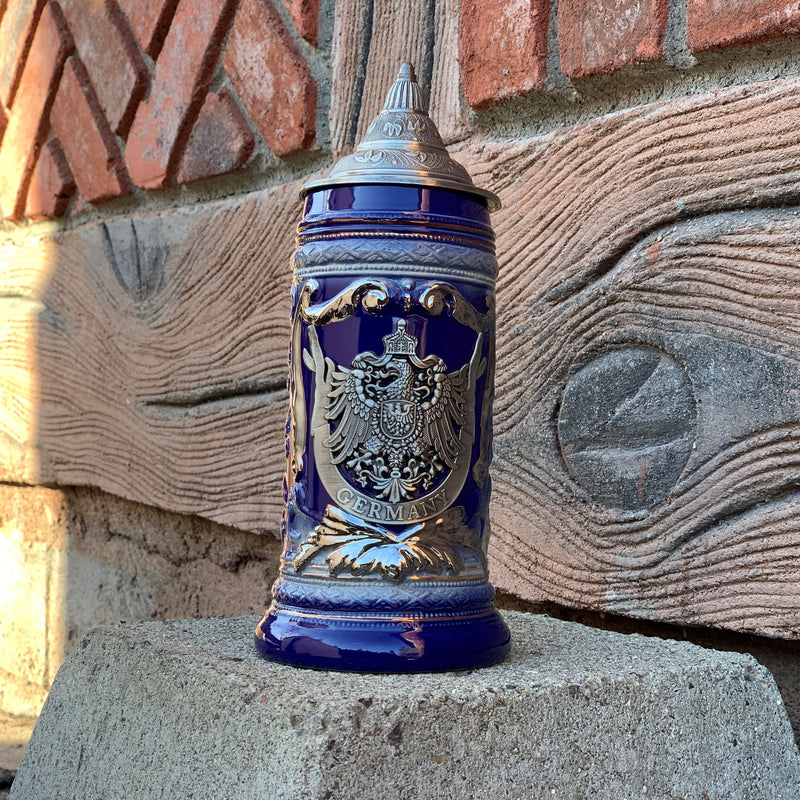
top-left (11, 612), bottom-right (800, 800)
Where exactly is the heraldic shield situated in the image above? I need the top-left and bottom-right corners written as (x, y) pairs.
top-left (380, 398), bottom-right (416, 440)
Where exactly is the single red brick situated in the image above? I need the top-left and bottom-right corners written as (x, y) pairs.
top-left (117, 0), bottom-right (180, 58)
top-left (25, 137), bottom-right (75, 220)
top-left (0, 0), bottom-right (47, 107)
top-left (688, 0), bottom-right (800, 51)
top-left (177, 88), bottom-right (255, 184)
top-left (559, 0), bottom-right (669, 79)
top-left (0, 1), bottom-right (73, 220)
top-left (50, 56), bottom-right (131, 204)
top-left (124, 0), bottom-right (238, 190)
top-left (58, 0), bottom-right (149, 138)
top-left (280, 0), bottom-right (319, 46)
top-left (223, 0), bottom-right (316, 158)
top-left (460, 0), bottom-right (550, 110)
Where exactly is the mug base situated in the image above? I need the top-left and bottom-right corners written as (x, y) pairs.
top-left (254, 606), bottom-right (511, 673)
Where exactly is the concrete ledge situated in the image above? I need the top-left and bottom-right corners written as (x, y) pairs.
top-left (11, 612), bottom-right (800, 799)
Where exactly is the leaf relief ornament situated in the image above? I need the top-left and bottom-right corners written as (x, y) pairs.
top-left (294, 505), bottom-right (471, 579)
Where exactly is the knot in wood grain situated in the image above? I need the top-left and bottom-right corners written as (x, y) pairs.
top-left (557, 347), bottom-right (696, 511)
top-left (101, 217), bottom-right (167, 303)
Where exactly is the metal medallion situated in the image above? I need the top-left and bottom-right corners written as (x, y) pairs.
top-left (306, 318), bottom-right (484, 525)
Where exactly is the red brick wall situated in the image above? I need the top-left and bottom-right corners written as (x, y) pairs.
top-left (3, 0), bottom-right (800, 222)
top-left (0, 0), bottom-right (318, 220)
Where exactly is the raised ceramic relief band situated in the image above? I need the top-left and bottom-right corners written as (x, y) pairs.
top-left (255, 63), bottom-right (511, 672)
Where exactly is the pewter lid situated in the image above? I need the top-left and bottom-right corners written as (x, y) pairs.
top-left (303, 63), bottom-right (501, 211)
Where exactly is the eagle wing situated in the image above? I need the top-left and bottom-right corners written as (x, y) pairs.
top-left (323, 357), bottom-right (375, 464)
top-left (421, 361), bottom-right (470, 469)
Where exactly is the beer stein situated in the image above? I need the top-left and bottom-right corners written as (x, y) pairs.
top-left (255, 63), bottom-right (511, 671)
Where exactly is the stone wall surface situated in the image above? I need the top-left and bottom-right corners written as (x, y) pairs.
top-left (0, 484), bottom-right (280, 718)
top-left (2, 0), bottom-right (800, 748)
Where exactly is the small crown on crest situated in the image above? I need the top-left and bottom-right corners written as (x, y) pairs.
top-left (383, 319), bottom-right (418, 355)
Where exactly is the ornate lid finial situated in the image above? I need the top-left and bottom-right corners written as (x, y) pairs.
top-left (382, 62), bottom-right (425, 112)
top-left (302, 62), bottom-right (500, 210)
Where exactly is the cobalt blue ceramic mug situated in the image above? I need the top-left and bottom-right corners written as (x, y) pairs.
top-left (255, 63), bottom-right (511, 671)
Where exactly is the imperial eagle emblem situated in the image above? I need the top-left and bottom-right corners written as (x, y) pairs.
top-left (304, 319), bottom-right (485, 525)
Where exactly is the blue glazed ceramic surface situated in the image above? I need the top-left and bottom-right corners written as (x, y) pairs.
top-left (255, 183), bottom-right (510, 672)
